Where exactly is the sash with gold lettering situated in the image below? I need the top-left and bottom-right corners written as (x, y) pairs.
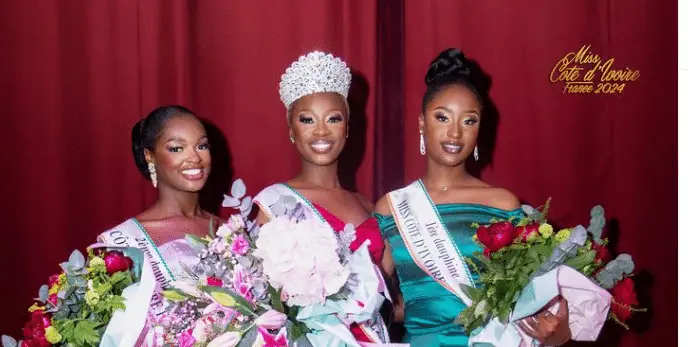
top-left (97, 218), bottom-right (175, 316)
top-left (387, 180), bottom-right (475, 306)
top-left (255, 184), bottom-right (392, 345)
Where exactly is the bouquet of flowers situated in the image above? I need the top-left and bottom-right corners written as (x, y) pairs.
top-left (152, 179), bottom-right (387, 347)
top-left (2, 248), bottom-right (140, 347)
top-left (457, 199), bottom-right (645, 346)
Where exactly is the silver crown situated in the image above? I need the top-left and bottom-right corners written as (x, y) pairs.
top-left (279, 51), bottom-right (351, 108)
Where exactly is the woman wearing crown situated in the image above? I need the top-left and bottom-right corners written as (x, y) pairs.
top-left (374, 48), bottom-right (573, 346)
top-left (253, 51), bottom-right (392, 345)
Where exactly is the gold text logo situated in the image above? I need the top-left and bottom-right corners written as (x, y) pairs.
top-left (550, 45), bottom-right (640, 94)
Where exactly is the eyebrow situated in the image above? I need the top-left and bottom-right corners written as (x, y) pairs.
top-left (165, 135), bottom-right (208, 143)
top-left (430, 106), bottom-right (480, 115)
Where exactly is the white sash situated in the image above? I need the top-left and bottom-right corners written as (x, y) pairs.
top-left (387, 180), bottom-right (475, 306)
top-left (97, 218), bottom-right (175, 316)
top-left (254, 184), bottom-right (391, 344)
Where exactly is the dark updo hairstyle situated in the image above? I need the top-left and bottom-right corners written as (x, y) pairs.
top-left (131, 105), bottom-right (196, 179)
top-left (422, 48), bottom-right (483, 113)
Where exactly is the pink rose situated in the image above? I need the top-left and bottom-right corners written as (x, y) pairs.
top-left (230, 234), bottom-right (250, 255)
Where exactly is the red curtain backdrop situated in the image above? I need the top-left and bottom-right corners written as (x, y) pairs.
top-left (401, 1), bottom-right (676, 346)
top-left (0, 1), bottom-right (676, 346)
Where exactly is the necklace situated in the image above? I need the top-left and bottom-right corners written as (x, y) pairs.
top-left (421, 178), bottom-right (449, 193)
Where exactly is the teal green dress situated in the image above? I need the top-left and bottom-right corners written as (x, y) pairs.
top-left (375, 203), bottom-right (523, 346)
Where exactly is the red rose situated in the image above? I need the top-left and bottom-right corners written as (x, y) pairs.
top-left (207, 277), bottom-right (223, 287)
top-left (593, 243), bottom-right (612, 263)
top-left (476, 221), bottom-right (517, 253)
top-left (610, 277), bottom-right (639, 322)
top-left (104, 250), bottom-right (133, 275)
top-left (47, 293), bottom-right (58, 307)
top-left (515, 223), bottom-right (540, 242)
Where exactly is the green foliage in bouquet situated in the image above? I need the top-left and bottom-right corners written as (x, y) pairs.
top-left (456, 200), bottom-right (610, 334)
top-left (2, 248), bottom-right (139, 347)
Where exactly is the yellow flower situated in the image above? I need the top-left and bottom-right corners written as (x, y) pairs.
top-left (85, 290), bottom-right (100, 307)
top-left (554, 228), bottom-right (571, 243)
top-left (538, 223), bottom-right (554, 239)
top-left (44, 326), bottom-right (62, 344)
top-left (89, 256), bottom-right (106, 273)
top-left (526, 231), bottom-right (540, 243)
top-left (28, 303), bottom-right (45, 312)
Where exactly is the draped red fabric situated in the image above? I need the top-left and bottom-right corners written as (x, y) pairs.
top-left (401, 1), bottom-right (676, 346)
top-left (0, 0), bottom-right (378, 332)
top-left (0, 1), bottom-right (676, 346)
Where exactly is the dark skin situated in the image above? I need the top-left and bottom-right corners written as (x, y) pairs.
top-left (137, 114), bottom-right (221, 245)
top-left (257, 92), bottom-right (372, 226)
top-left (375, 84), bottom-right (572, 345)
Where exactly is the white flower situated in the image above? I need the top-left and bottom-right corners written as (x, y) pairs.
top-left (207, 331), bottom-right (241, 347)
top-left (228, 214), bottom-right (246, 232)
top-left (191, 316), bottom-right (216, 342)
top-left (217, 224), bottom-right (233, 238)
top-left (255, 216), bottom-right (350, 306)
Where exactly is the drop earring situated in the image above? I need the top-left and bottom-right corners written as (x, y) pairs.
top-left (473, 146), bottom-right (479, 161)
top-left (420, 133), bottom-right (426, 156)
top-left (148, 162), bottom-right (158, 188)
top-left (289, 135), bottom-right (295, 144)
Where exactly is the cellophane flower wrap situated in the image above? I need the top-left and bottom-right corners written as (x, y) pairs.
top-left (456, 199), bottom-right (645, 346)
top-left (2, 248), bottom-right (141, 347)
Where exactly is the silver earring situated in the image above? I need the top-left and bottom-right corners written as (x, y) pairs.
top-left (148, 162), bottom-right (158, 188)
top-left (473, 146), bottom-right (479, 161)
top-left (289, 135), bottom-right (295, 144)
top-left (420, 133), bottom-right (426, 155)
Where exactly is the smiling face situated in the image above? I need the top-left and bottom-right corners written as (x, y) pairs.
top-left (288, 92), bottom-right (349, 166)
top-left (145, 114), bottom-right (211, 192)
top-left (420, 84), bottom-right (481, 167)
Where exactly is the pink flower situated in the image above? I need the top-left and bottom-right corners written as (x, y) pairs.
top-left (47, 293), bottom-right (58, 306)
top-left (255, 310), bottom-right (288, 330)
top-left (206, 277), bottom-right (223, 287)
top-left (230, 234), bottom-right (250, 255)
top-left (257, 327), bottom-right (288, 347)
top-left (177, 329), bottom-right (196, 347)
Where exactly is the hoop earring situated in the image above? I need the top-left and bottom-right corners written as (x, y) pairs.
top-left (420, 133), bottom-right (426, 156)
top-left (148, 162), bottom-right (158, 188)
top-left (473, 146), bottom-right (479, 161)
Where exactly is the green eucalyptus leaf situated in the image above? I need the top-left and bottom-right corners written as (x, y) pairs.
top-left (37, 285), bottom-right (49, 303)
top-left (1, 336), bottom-right (17, 347)
top-left (68, 250), bottom-right (86, 269)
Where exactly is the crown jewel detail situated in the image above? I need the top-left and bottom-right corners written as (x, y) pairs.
top-left (279, 51), bottom-right (351, 108)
